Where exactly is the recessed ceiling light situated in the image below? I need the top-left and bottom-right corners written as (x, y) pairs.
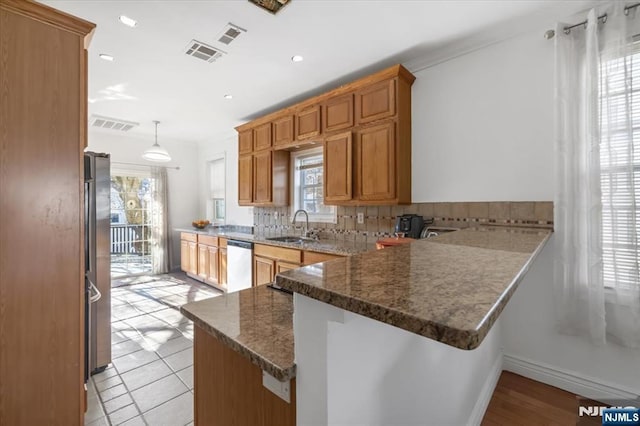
top-left (224, 94), bottom-right (233, 99)
top-left (291, 55), bottom-right (304, 63)
top-left (119, 15), bottom-right (137, 27)
top-left (99, 54), bottom-right (114, 61)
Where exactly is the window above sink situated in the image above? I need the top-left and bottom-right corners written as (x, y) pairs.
top-left (290, 147), bottom-right (337, 224)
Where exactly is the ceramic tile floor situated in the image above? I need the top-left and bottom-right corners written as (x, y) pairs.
top-left (86, 273), bottom-right (221, 426)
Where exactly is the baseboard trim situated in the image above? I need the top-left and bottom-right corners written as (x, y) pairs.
top-left (467, 352), bottom-right (503, 426)
top-left (503, 353), bottom-right (639, 403)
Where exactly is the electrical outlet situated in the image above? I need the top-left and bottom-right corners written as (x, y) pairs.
top-left (357, 212), bottom-right (364, 224)
top-left (274, 211), bottom-right (279, 220)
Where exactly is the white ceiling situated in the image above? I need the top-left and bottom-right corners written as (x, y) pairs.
top-left (44, 0), bottom-right (599, 146)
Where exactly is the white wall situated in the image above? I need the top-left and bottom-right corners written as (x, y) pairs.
top-left (412, 30), bottom-right (554, 202)
top-left (88, 131), bottom-right (200, 270)
top-left (197, 134), bottom-right (253, 226)
top-left (413, 29), bottom-right (640, 396)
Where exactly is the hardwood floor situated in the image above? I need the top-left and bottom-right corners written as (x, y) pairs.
top-left (482, 371), bottom-right (601, 425)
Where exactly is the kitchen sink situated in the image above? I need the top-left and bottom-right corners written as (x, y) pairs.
top-left (266, 236), bottom-right (317, 244)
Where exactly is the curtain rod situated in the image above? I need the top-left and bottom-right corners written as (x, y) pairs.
top-left (111, 161), bottom-right (180, 170)
top-left (544, 2), bottom-right (640, 39)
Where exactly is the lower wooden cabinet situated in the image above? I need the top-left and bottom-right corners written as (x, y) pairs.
top-left (181, 233), bottom-right (226, 291)
top-left (197, 244), bottom-right (209, 281)
top-left (188, 242), bottom-right (198, 276)
top-left (180, 240), bottom-right (189, 272)
top-left (254, 255), bottom-right (275, 287)
top-left (206, 245), bottom-right (219, 285)
top-left (219, 240), bottom-right (228, 285)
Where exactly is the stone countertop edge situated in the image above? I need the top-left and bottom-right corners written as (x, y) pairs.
top-left (275, 229), bottom-right (552, 351)
top-left (174, 227), bottom-right (373, 256)
top-left (180, 291), bottom-right (296, 382)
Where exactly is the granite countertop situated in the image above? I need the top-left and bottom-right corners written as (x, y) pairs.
top-left (180, 284), bottom-right (295, 381)
top-left (174, 227), bottom-right (374, 256)
top-left (276, 226), bottom-right (552, 350)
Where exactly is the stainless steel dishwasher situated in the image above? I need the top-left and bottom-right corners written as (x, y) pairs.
top-left (226, 239), bottom-right (253, 293)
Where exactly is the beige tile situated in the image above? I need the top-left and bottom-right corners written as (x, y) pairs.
top-left (344, 206), bottom-right (356, 217)
top-left (366, 206), bottom-right (379, 217)
top-left (451, 202), bottom-right (469, 220)
top-left (488, 202), bottom-right (511, 220)
top-left (365, 217), bottom-right (378, 232)
top-left (378, 206), bottom-right (391, 219)
top-left (344, 217), bottom-right (355, 230)
top-left (468, 202), bottom-right (489, 219)
top-left (403, 204), bottom-right (418, 215)
top-left (534, 201), bottom-right (554, 222)
top-left (379, 218), bottom-right (395, 234)
top-left (391, 205), bottom-right (404, 218)
top-left (418, 203), bottom-right (434, 218)
top-left (434, 203), bottom-right (452, 219)
top-left (510, 202), bottom-right (536, 221)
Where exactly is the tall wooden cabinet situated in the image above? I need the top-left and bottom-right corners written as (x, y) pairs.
top-left (0, 0), bottom-right (95, 424)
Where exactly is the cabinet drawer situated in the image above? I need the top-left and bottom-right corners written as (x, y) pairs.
top-left (303, 251), bottom-right (342, 265)
top-left (181, 232), bottom-right (198, 243)
top-left (254, 244), bottom-right (302, 264)
top-left (198, 235), bottom-right (218, 246)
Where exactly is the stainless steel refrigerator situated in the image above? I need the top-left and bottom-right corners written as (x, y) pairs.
top-left (84, 152), bottom-right (111, 376)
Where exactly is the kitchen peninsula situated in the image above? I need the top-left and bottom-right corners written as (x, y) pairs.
top-left (181, 225), bottom-right (551, 425)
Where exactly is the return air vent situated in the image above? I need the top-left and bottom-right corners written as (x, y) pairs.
top-left (89, 115), bottom-right (139, 132)
top-left (185, 40), bottom-right (226, 63)
top-left (217, 23), bottom-right (247, 45)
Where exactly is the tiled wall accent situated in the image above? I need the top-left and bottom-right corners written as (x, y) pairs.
top-left (253, 202), bottom-right (553, 244)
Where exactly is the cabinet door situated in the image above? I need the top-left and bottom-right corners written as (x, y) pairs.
top-left (254, 256), bottom-right (275, 286)
top-left (207, 245), bottom-right (219, 285)
top-left (253, 122), bottom-right (272, 151)
top-left (238, 155), bottom-right (253, 205)
top-left (253, 151), bottom-right (272, 204)
top-left (356, 79), bottom-right (396, 125)
top-left (296, 105), bottom-right (321, 140)
top-left (219, 247), bottom-right (228, 285)
top-left (197, 244), bottom-right (209, 281)
top-left (324, 131), bottom-right (352, 202)
top-left (180, 240), bottom-right (190, 272)
top-left (356, 122), bottom-right (396, 201)
top-left (276, 261), bottom-right (299, 274)
top-left (324, 94), bottom-right (353, 133)
top-left (273, 115), bottom-right (294, 147)
top-left (189, 242), bottom-right (198, 275)
top-left (238, 129), bottom-right (253, 155)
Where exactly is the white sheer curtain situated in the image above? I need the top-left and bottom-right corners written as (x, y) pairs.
top-left (554, 2), bottom-right (640, 348)
top-left (151, 166), bottom-right (170, 274)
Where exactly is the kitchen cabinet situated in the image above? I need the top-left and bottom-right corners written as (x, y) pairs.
top-left (219, 238), bottom-right (228, 285)
top-left (239, 129), bottom-right (253, 155)
top-left (276, 261), bottom-right (300, 274)
top-left (273, 115), bottom-right (295, 147)
top-left (254, 256), bottom-right (275, 287)
top-left (188, 242), bottom-right (198, 276)
top-left (324, 131), bottom-right (353, 202)
top-left (206, 246), bottom-right (219, 285)
top-left (240, 151), bottom-right (289, 207)
top-left (238, 155), bottom-right (253, 205)
top-left (253, 122), bottom-right (272, 151)
top-left (355, 121), bottom-right (396, 202)
top-left (356, 79), bottom-right (396, 125)
top-left (296, 105), bottom-right (321, 140)
top-left (197, 244), bottom-right (209, 281)
top-left (303, 251), bottom-right (342, 265)
top-left (181, 240), bottom-right (190, 271)
top-left (324, 94), bottom-right (354, 133)
top-left (0, 1), bottom-right (95, 423)
top-left (253, 244), bottom-right (303, 286)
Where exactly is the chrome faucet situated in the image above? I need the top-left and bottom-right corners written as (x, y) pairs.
top-left (292, 209), bottom-right (310, 237)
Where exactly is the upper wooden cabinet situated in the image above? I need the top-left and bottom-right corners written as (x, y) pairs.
top-left (239, 151), bottom-right (289, 207)
top-left (324, 94), bottom-right (354, 133)
top-left (355, 121), bottom-right (396, 201)
top-left (253, 122), bottom-right (272, 151)
top-left (273, 115), bottom-right (295, 148)
top-left (356, 79), bottom-right (396, 125)
top-left (324, 131), bottom-right (353, 202)
top-left (239, 129), bottom-right (253, 155)
top-left (296, 105), bottom-right (321, 140)
top-left (238, 155), bottom-right (253, 206)
top-left (235, 64), bottom-right (415, 206)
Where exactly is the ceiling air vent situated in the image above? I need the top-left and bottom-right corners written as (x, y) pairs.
top-left (217, 23), bottom-right (247, 45)
top-left (184, 40), bottom-right (226, 63)
top-left (89, 115), bottom-right (139, 132)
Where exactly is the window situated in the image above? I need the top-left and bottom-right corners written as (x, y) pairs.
top-left (599, 44), bottom-right (640, 291)
top-left (291, 147), bottom-right (336, 223)
top-left (207, 157), bottom-right (225, 223)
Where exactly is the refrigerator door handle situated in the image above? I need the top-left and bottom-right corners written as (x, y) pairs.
top-left (88, 280), bottom-right (102, 303)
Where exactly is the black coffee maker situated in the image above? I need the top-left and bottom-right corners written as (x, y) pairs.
top-left (394, 214), bottom-right (425, 239)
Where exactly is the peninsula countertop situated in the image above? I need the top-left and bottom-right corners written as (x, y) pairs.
top-left (174, 228), bottom-right (374, 256)
top-left (275, 226), bottom-right (552, 350)
top-left (180, 284), bottom-right (295, 382)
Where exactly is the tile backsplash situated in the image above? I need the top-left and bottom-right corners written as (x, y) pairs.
top-left (254, 201), bottom-right (553, 244)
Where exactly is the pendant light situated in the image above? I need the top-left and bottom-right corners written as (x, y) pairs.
top-left (142, 120), bottom-right (171, 162)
